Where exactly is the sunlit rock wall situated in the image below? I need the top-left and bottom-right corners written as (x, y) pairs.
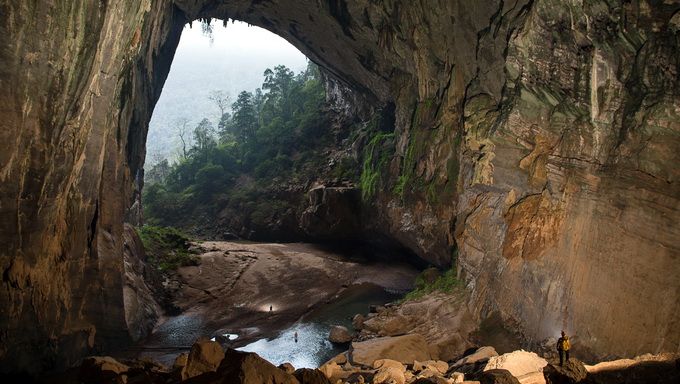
top-left (0, 0), bottom-right (677, 374)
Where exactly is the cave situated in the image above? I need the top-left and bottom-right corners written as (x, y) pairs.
top-left (1, 0), bottom-right (679, 376)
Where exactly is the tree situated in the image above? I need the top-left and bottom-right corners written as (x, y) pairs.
top-left (262, 65), bottom-right (296, 121)
top-left (193, 118), bottom-right (217, 152)
top-left (195, 163), bottom-right (225, 197)
top-left (230, 91), bottom-right (258, 145)
top-left (146, 158), bottom-right (172, 184)
top-left (176, 117), bottom-right (191, 160)
top-left (217, 111), bottom-right (233, 142)
top-left (209, 90), bottom-right (230, 122)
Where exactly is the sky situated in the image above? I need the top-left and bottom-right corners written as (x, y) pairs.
top-left (146, 20), bottom-right (309, 164)
top-left (179, 19), bottom-right (305, 57)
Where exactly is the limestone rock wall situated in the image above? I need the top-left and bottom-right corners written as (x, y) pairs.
top-left (0, 0), bottom-right (184, 374)
top-left (0, 0), bottom-right (678, 374)
top-left (453, 0), bottom-right (680, 358)
top-left (176, 0), bottom-right (680, 360)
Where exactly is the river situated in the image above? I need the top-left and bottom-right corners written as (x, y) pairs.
top-left (238, 283), bottom-right (404, 368)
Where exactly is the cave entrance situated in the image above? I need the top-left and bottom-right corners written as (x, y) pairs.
top-left (145, 20), bottom-right (308, 172)
top-left (143, 18), bottom-right (326, 240)
top-left (136, 19), bottom-right (422, 368)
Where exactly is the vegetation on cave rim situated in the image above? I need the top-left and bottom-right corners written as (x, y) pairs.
top-left (143, 62), bottom-right (353, 232)
top-left (137, 226), bottom-right (200, 271)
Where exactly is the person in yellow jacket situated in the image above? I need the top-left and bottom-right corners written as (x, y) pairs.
top-left (557, 330), bottom-right (571, 366)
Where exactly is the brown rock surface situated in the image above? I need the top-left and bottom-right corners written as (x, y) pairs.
top-left (543, 360), bottom-right (588, 384)
top-left (351, 334), bottom-right (432, 366)
top-left (78, 356), bottom-right (130, 383)
top-left (181, 337), bottom-right (224, 380)
top-left (123, 224), bottom-right (162, 343)
top-left (293, 368), bottom-right (332, 384)
top-left (1, 0), bottom-right (678, 374)
top-left (190, 348), bottom-right (300, 384)
top-left (583, 353), bottom-right (680, 384)
top-left (329, 326), bottom-right (354, 344)
top-left (473, 369), bottom-right (521, 384)
top-left (484, 350), bottom-right (547, 384)
top-left (370, 293), bottom-right (478, 361)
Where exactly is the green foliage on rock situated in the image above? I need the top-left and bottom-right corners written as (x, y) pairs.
top-left (359, 114), bottom-right (396, 202)
top-left (137, 226), bottom-right (200, 271)
top-left (403, 267), bottom-right (464, 302)
top-left (360, 131), bottom-right (395, 202)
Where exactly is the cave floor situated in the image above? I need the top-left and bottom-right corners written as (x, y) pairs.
top-left (118, 241), bottom-right (419, 365)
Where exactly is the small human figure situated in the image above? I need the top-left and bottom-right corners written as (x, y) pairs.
top-left (294, 331), bottom-right (298, 343)
top-left (556, 330), bottom-right (571, 366)
top-left (269, 305), bottom-right (273, 314)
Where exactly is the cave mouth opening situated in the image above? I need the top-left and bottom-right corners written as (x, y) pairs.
top-left (141, 18), bottom-right (422, 267)
top-left (133, 20), bottom-right (420, 362)
top-left (143, 18), bottom-right (315, 241)
top-left (132, 19), bottom-right (427, 366)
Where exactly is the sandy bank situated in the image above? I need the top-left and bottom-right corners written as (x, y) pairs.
top-left (125, 241), bottom-right (419, 364)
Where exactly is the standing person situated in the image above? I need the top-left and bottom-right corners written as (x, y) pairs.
top-left (557, 331), bottom-right (571, 366)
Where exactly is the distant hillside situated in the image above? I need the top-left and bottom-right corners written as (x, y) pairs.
top-left (147, 21), bottom-right (308, 166)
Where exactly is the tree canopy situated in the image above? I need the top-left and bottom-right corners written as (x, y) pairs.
top-left (143, 62), bottom-right (342, 231)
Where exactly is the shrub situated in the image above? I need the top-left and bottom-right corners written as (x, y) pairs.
top-left (137, 226), bottom-right (200, 272)
top-left (402, 267), bottom-right (464, 301)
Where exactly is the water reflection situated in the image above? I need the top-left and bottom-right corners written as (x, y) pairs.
top-left (239, 323), bottom-right (338, 368)
top-left (238, 283), bottom-right (404, 368)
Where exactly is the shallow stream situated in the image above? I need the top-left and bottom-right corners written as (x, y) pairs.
top-left (238, 283), bottom-right (404, 368)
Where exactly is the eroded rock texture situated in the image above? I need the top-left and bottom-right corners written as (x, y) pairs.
top-left (0, 0), bottom-right (678, 374)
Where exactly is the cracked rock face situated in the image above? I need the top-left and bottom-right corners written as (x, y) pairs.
top-left (0, 0), bottom-right (678, 374)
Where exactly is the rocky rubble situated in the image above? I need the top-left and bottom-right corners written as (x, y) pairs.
top-left (63, 339), bottom-right (680, 384)
top-left (334, 293), bottom-right (477, 363)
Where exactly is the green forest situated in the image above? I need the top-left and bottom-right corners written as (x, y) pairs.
top-left (143, 63), bottom-right (360, 237)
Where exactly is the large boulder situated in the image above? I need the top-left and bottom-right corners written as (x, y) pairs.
top-left (353, 314), bottom-right (366, 331)
top-left (374, 367), bottom-right (406, 384)
top-left (543, 359), bottom-right (587, 384)
top-left (173, 353), bottom-right (188, 370)
top-left (351, 334), bottom-right (431, 366)
top-left (317, 361), bottom-right (343, 382)
top-left (181, 337), bottom-right (225, 380)
top-left (183, 348), bottom-right (300, 384)
top-left (472, 369), bottom-right (521, 384)
top-left (362, 315), bottom-right (413, 336)
top-left (293, 368), bottom-right (332, 384)
top-left (484, 350), bottom-right (547, 383)
top-left (414, 360), bottom-right (449, 375)
top-left (279, 362), bottom-right (296, 374)
top-left (329, 325), bottom-right (353, 343)
top-left (78, 356), bottom-right (130, 383)
top-left (373, 359), bottom-right (407, 372)
top-left (453, 347), bottom-right (499, 368)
